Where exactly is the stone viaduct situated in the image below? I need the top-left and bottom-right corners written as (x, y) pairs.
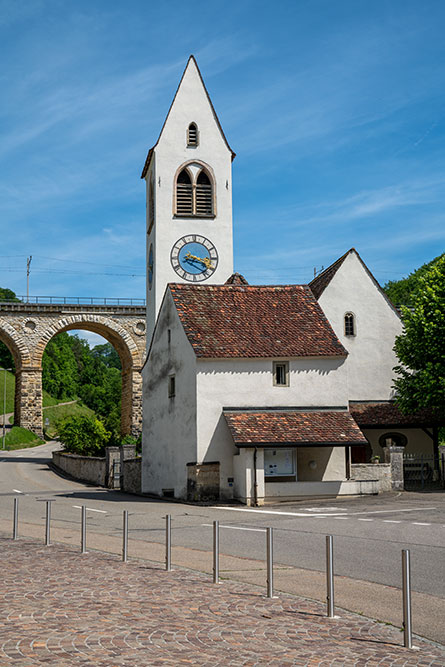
top-left (0, 300), bottom-right (146, 438)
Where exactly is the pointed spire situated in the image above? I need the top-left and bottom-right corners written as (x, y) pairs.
top-left (141, 55), bottom-right (235, 178)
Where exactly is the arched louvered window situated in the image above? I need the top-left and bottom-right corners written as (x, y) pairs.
top-left (344, 312), bottom-right (355, 336)
top-left (175, 165), bottom-right (214, 217)
top-left (148, 177), bottom-right (155, 233)
top-left (195, 170), bottom-right (213, 216)
top-left (176, 168), bottom-right (193, 216)
top-left (187, 122), bottom-right (198, 146)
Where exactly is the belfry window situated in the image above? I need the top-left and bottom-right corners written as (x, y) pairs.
top-left (176, 169), bottom-right (193, 215)
top-left (195, 171), bottom-right (212, 215)
top-left (344, 312), bottom-right (355, 336)
top-left (148, 177), bottom-right (155, 233)
top-left (187, 123), bottom-right (198, 146)
top-left (175, 166), bottom-right (214, 217)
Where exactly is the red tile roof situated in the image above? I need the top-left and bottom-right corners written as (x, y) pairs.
top-left (309, 250), bottom-right (350, 299)
top-left (169, 284), bottom-right (347, 358)
top-left (350, 402), bottom-right (442, 427)
top-left (223, 410), bottom-right (367, 446)
top-left (225, 273), bottom-right (249, 285)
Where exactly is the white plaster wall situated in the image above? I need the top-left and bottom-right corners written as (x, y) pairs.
top-left (317, 252), bottom-right (403, 400)
top-left (145, 58), bottom-right (234, 342)
top-left (233, 448), bottom-right (265, 506)
top-left (296, 446), bottom-right (346, 481)
top-left (364, 428), bottom-right (434, 458)
top-left (264, 479), bottom-right (378, 499)
top-left (141, 292), bottom-right (197, 498)
top-left (197, 357), bottom-right (348, 499)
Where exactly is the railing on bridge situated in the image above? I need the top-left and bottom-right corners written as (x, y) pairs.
top-left (0, 296), bottom-right (146, 306)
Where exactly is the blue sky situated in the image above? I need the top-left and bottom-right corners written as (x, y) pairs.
top-left (1, 0), bottom-right (444, 310)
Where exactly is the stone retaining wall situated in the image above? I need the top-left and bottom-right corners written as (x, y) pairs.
top-left (52, 451), bottom-right (107, 486)
top-left (350, 463), bottom-right (391, 492)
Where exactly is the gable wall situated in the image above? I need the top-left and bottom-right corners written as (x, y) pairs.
top-left (317, 252), bottom-right (402, 400)
top-left (196, 357), bottom-right (348, 499)
top-left (141, 292), bottom-right (197, 498)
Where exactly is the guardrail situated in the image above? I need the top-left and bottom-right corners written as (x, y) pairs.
top-left (0, 296), bottom-right (146, 306)
top-left (10, 497), bottom-right (415, 649)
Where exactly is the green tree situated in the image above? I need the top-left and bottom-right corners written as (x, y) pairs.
top-left (92, 342), bottom-right (121, 370)
top-left (393, 255), bottom-right (445, 415)
top-left (0, 287), bottom-right (19, 371)
top-left (42, 333), bottom-right (78, 399)
top-left (58, 414), bottom-right (110, 456)
top-left (0, 287), bottom-right (20, 303)
top-left (384, 254), bottom-right (444, 306)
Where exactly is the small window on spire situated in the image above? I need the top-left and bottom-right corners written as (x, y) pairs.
top-left (344, 312), bottom-right (356, 336)
top-left (187, 123), bottom-right (198, 147)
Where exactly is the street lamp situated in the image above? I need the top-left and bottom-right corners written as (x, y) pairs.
top-left (1, 367), bottom-right (12, 450)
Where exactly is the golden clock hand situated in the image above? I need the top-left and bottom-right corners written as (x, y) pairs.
top-left (184, 252), bottom-right (213, 269)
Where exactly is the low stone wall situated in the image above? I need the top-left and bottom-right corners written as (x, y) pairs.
top-left (350, 463), bottom-right (391, 493)
top-left (122, 458), bottom-right (141, 494)
top-left (52, 451), bottom-right (107, 486)
top-left (187, 462), bottom-right (220, 501)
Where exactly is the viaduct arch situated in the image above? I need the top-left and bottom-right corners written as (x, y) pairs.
top-left (0, 301), bottom-right (146, 438)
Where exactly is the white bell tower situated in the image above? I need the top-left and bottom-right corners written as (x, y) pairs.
top-left (141, 55), bottom-right (235, 345)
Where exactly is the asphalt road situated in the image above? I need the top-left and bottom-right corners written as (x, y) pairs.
top-left (0, 442), bottom-right (444, 601)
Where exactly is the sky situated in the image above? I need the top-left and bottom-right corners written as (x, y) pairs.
top-left (1, 0), bottom-right (445, 344)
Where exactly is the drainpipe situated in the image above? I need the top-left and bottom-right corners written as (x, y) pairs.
top-left (253, 447), bottom-right (258, 507)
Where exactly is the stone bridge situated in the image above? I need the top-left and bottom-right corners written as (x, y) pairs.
top-left (0, 301), bottom-right (146, 437)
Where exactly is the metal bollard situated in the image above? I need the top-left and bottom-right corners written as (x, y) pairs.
top-left (326, 535), bottom-right (334, 617)
top-left (213, 520), bottom-right (220, 584)
top-left (81, 505), bottom-right (87, 554)
top-left (12, 497), bottom-right (18, 540)
top-left (123, 510), bottom-right (128, 562)
top-left (45, 500), bottom-right (52, 546)
top-left (165, 514), bottom-right (171, 571)
top-left (266, 527), bottom-right (274, 598)
top-left (402, 549), bottom-right (412, 648)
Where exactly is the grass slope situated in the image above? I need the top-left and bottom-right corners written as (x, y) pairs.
top-left (0, 370), bottom-right (59, 414)
top-left (43, 401), bottom-right (95, 439)
top-left (0, 370), bottom-right (95, 445)
top-left (2, 426), bottom-right (43, 451)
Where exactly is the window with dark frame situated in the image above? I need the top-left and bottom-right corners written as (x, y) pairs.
top-left (168, 375), bottom-right (176, 398)
top-left (273, 361), bottom-right (289, 387)
top-left (344, 312), bottom-right (355, 336)
top-left (187, 122), bottom-right (198, 146)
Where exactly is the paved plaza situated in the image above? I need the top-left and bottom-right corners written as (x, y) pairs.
top-left (0, 536), bottom-right (444, 666)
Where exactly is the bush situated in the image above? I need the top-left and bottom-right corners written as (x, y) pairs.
top-left (58, 415), bottom-right (110, 456)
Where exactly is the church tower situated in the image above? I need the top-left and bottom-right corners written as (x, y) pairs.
top-left (141, 56), bottom-right (235, 344)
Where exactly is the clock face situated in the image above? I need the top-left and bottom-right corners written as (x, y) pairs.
top-left (170, 235), bottom-right (218, 282)
top-left (148, 244), bottom-right (154, 289)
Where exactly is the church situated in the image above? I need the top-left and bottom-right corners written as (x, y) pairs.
top-left (140, 56), bottom-right (439, 504)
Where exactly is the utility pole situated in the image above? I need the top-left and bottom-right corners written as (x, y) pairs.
top-left (26, 256), bottom-right (32, 302)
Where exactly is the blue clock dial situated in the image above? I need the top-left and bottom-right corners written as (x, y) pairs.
top-left (170, 235), bottom-right (218, 282)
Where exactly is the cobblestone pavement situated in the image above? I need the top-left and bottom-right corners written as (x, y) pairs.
top-left (0, 537), bottom-right (444, 666)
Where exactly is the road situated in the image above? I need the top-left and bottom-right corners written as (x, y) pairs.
top-left (0, 442), bottom-right (444, 643)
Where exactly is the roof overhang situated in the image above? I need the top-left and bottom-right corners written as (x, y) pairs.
top-left (223, 409), bottom-right (367, 448)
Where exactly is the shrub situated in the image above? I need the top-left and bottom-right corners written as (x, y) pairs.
top-left (58, 415), bottom-right (110, 456)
